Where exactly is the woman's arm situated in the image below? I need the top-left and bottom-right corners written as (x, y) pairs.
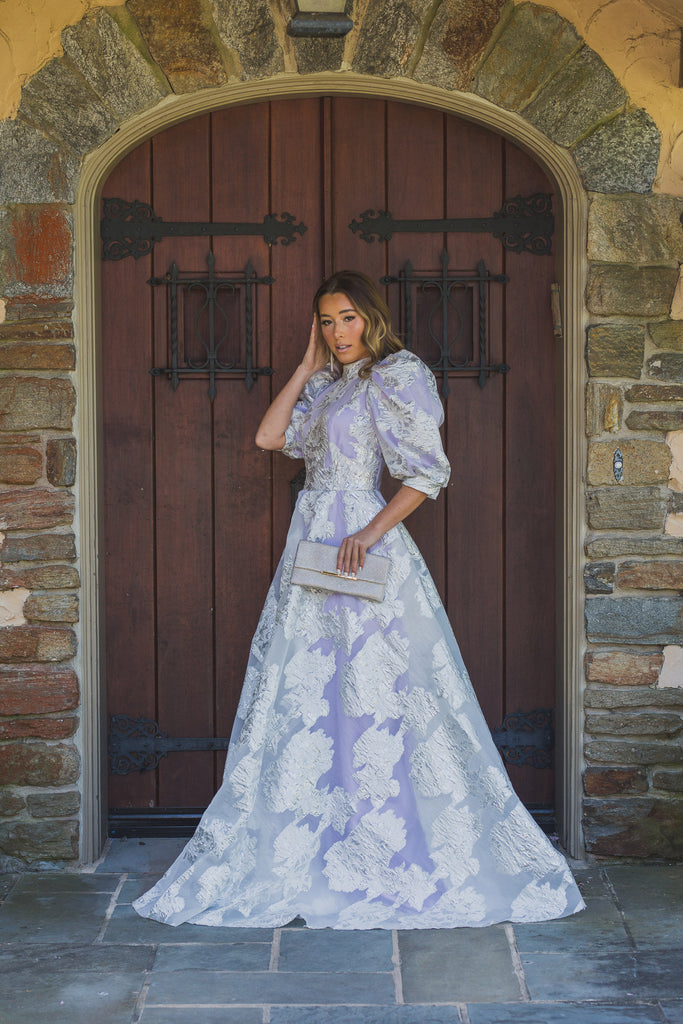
top-left (336, 485), bottom-right (427, 576)
top-left (255, 321), bottom-right (327, 451)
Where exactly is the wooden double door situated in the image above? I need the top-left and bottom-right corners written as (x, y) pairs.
top-left (102, 96), bottom-right (558, 829)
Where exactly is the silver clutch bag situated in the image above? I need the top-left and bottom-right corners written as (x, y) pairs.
top-left (291, 540), bottom-right (390, 602)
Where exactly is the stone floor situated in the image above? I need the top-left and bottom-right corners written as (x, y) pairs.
top-left (0, 839), bottom-right (681, 1024)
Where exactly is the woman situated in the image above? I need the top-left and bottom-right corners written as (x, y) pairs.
top-left (134, 271), bottom-right (584, 930)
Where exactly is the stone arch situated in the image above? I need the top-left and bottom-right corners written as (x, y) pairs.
top-left (0, 1), bottom-right (668, 866)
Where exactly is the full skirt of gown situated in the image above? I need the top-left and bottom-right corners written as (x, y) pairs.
top-left (133, 352), bottom-right (585, 929)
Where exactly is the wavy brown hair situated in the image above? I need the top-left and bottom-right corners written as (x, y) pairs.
top-left (313, 270), bottom-right (403, 377)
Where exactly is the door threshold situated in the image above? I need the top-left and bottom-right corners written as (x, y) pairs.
top-left (110, 804), bottom-right (557, 839)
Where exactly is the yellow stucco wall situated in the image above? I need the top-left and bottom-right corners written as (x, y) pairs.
top-left (1, 0), bottom-right (681, 194)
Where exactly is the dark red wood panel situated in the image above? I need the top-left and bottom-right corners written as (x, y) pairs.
top-left (385, 101), bottom-right (447, 600)
top-left (211, 104), bottom-right (273, 771)
top-left (503, 145), bottom-right (556, 804)
top-left (151, 117), bottom-right (215, 806)
top-left (445, 118), bottom-right (505, 728)
top-left (269, 98), bottom-right (325, 562)
top-left (103, 142), bottom-right (156, 810)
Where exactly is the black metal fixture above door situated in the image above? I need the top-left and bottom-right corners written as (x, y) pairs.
top-left (351, 192), bottom-right (554, 255)
top-left (101, 198), bottom-right (307, 261)
top-left (149, 252), bottom-right (274, 401)
top-left (382, 251), bottom-right (509, 398)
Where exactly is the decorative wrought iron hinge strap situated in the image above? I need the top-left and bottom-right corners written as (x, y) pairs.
top-left (109, 715), bottom-right (230, 775)
top-left (382, 251), bottom-right (509, 397)
top-left (110, 706), bottom-right (554, 775)
top-left (102, 198), bottom-right (307, 261)
top-left (351, 193), bottom-right (554, 255)
top-left (492, 709), bottom-right (554, 769)
top-left (149, 252), bottom-right (273, 400)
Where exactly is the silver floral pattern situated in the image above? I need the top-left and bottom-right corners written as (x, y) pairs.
top-left (134, 350), bottom-right (585, 930)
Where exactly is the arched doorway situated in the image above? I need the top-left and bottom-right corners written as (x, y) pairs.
top-left (99, 95), bottom-right (562, 835)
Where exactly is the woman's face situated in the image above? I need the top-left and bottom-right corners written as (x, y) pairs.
top-left (318, 293), bottom-right (369, 365)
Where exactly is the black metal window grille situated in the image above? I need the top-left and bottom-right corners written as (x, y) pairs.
top-left (382, 251), bottom-right (510, 398)
top-left (148, 252), bottom-right (274, 401)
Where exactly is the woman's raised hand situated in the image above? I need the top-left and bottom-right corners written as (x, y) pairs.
top-left (301, 318), bottom-right (328, 376)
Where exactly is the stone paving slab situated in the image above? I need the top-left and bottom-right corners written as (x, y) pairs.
top-left (0, 891), bottom-right (112, 943)
top-left (270, 1009), bottom-right (464, 1023)
top-left (523, 950), bottom-right (683, 1000)
top-left (467, 1005), bottom-right (667, 1023)
top-left (278, 928), bottom-right (394, 973)
top-left (102, 904), bottom-right (272, 944)
top-left (94, 837), bottom-right (186, 874)
top-left (398, 926), bottom-right (522, 1003)
top-left (0, 969), bottom-right (145, 1024)
top-left (145, 968), bottom-right (396, 1005)
top-left (153, 943), bottom-right (272, 972)
top-left (514, 894), bottom-right (629, 952)
top-left (12, 872), bottom-right (121, 895)
top-left (603, 864), bottom-right (683, 949)
top-left (140, 1010), bottom-right (263, 1023)
top-left (661, 1002), bottom-right (683, 1023)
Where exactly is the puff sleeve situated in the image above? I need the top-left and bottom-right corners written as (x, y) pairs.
top-left (280, 369), bottom-right (335, 459)
top-left (367, 351), bottom-right (451, 499)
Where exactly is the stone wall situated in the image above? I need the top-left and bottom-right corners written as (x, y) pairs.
top-left (0, 0), bottom-right (681, 865)
top-left (583, 192), bottom-right (683, 858)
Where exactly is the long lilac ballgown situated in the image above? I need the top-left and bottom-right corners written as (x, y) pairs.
top-left (134, 350), bottom-right (585, 929)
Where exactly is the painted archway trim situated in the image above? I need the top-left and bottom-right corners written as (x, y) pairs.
top-left (75, 72), bottom-right (587, 862)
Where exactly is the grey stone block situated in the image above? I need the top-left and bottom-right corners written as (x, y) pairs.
top-left (585, 324), bottom-right (644, 378)
top-left (292, 35), bottom-right (345, 74)
top-left (352, 0), bottom-right (434, 78)
top-left (573, 109), bottom-right (661, 194)
top-left (413, 0), bottom-right (505, 91)
top-left (584, 688), bottom-right (683, 710)
top-left (584, 739), bottom-right (683, 764)
top-left (471, 2), bottom-right (580, 111)
top-left (585, 535), bottom-right (683, 558)
top-left (128, 0), bottom-right (233, 93)
top-left (0, 120), bottom-right (78, 204)
top-left (588, 195), bottom-right (683, 265)
top-left (584, 561), bottom-right (615, 594)
top-left (585, 711), bottom-right (682, 737)
top-left (586, 487), bottom-right (668, 531)
top-left (26, 791), bottom-right (81, 818)
top-left (18, 58), bottom-right (118, 157)
top-left (585, 595), bottom-right (683, 644)
top-left (61, 9), bottom-right (169, 122)
top-left (587, 265), bottom-right (678, 317)
top-left (524, 46), bottom-right (626, 148)
top-left (209, 0), bottom-right (285, 78)
top-left (648, 352), bottom-right (683, 383)
top-left (649, 320), bottom-right (683, 351)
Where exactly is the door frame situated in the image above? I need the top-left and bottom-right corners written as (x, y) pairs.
top-left (75, 73), bottom-right (587, 863)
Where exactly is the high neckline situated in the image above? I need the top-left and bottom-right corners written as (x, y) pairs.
top-left (341, 357), bottom-right (370, 380)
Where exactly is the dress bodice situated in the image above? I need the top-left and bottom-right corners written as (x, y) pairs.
top-left (282, 350), bottom-right (451, 498)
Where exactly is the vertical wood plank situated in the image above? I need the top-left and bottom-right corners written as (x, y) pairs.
top-left (211, 105), bottom-right (273, 778)
top-left (102, 143), bottom-right (156, 810)
top-left (385, 101), bottom-right (447, 599)
top-left (503, 142), bottom-right (556, 804)
top-left (270, 97), bottom-right (324, 563)
top-left (329, 96), bottom-right (387, 281)
top-left (151, 116), bottom-right (215, 807)
top-left (445, 117), bottom-right (505, 728)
